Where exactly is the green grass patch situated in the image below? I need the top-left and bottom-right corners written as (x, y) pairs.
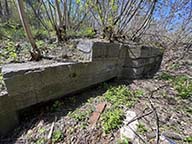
top-left (137, 123), bottom-right (148, 134)
top-left (104, 85), bottom-right (143, 108)
top-left (101, 108), bottom-right (124, 134)
top-left (52, 130), bottom-right (63, 143)
top-left (101, 85), bottom-right (143, 134)
top-left (68, 108), bottom-right (93, 122)
top-left (184, 136), bottom-right (192, 143)
top-left (159, 72), bottom-right (192, 99)
top-left (172, 75), bottom-right (192, 99)
top-left (158, 72), bottom-right (174, 80)
top-left (117, 137), bottom-right (131, 144)
top-left (35, 138), bottom-right (46, 144)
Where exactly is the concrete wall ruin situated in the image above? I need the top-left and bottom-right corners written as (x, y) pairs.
top-left (0, 40), bottom-right (163, 135)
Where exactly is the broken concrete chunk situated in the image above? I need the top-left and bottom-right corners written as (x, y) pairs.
top-left (77, 40), bottom-right (93, 53)
top-left (120, 111), bottom-right (139, 142)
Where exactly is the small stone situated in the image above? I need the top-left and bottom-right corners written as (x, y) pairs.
top-left (26, 129), bottom-right (33, 136)
top-left (37, 120), bottom-right (44, 127)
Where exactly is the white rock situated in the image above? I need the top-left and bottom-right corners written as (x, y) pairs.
top-left (120, 111), bottom-right (139, 143)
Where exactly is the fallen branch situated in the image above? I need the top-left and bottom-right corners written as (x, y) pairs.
top-left (149, 99), bottom-right (160, 144)
top-left (127, 108), bottom-right (153, 125)
top-left (148, 86), bottom-right (161, 144)
top-left (47, 116), bottom-right (57, 142)
top-left (129, 126), bottom-right (148, 144)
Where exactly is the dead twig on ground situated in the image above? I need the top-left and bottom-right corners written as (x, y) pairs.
top-left (129, 126), bottom-right (148, 144)
top-left (147, 86), bottom-right (162, 144)
top-left (149, 99), bottom-right (160, 144)
top-left (47, 116), bottom-right (57, 143)
top-left (127, 108), bottom-right (153, 125)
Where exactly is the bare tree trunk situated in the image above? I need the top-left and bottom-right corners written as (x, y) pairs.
top-left (0, 1), bottom-right (3, 21)
top-left (55, 0), bottom-right (66, 42)
top-left (16, 0), bottom-right (41, 61)
top-left (63, 0), bottom-right (68, 28)
top-left (4, 0), bottom-right (10, 21)
top-left (55, 0), bottom-right (62, 26)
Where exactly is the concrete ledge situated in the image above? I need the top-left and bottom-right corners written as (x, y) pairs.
top-left (0, 40), bottom-right (164, 135)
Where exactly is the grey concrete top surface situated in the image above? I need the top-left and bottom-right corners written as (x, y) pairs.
top-left (2, 60), bottom-right (79, 77)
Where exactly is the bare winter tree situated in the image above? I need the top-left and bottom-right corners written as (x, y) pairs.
top-left (86, 0), bottom-right (157, 42)
top-left (141, 0), bottom-right (192, 49)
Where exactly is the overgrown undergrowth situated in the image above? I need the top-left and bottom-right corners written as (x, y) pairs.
top-left (101, 85), bottom-right (143, 133)
top-left (159, 72), bottom-right (192, 99)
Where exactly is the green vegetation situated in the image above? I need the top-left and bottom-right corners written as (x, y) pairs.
top-left (172, 75), bottom-right (192, 99)
top-left (35, 138), bottom-right (46, 144)
top-left (52, 130), bottom-right (63, 143)
top-left (117, 137), bottom-right (131, 144)
top-left (50, 100), bottom-right (63, 112)
top-left (104, 85), bottom-right (143, 108)
top-left (159, 72), bottom-right (192, 99)
top-left (185, 107), bottom-right (192, 115)
top-left (0, 40), bottom-right (18, 64)
top-left (38, 127), bottom-right (46, 134)
top-left (101, 85), bottom-right (143, 134)
top-left (184, 136), bottom-right (192, 143)
top-left (68, 108), bottom-right (93, 122)
top-left (137, 123), bottom-right (148, 134)
top-left (170, 63), bottom-right (180, 70)
top-left (0, 22), bottom-right (25, 40)
top-left (101, 108), bottom-right (124, 134)
top-left (159, 72), bottom-right (174, 80)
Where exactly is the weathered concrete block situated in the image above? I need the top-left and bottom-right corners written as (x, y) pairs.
top-left (92, 42), bottom-right (120, 60)
top-left (0, 40), bottom-right (164, 135)
top-left (76, 40), bottom-right (120, 61)
top-left (2, 59), bottom-right (118, 111)
top-left (127, 45), bottom-right (163, 59)
top-left (120, 67), bottom-right (144, 79)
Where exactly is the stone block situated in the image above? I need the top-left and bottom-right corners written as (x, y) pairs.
top-left (92, 42), bottom-right (120, 60)
top-left (127, 45), bottom-right (163, 59)
top-left (120, 67), bottom-right (144, 79)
